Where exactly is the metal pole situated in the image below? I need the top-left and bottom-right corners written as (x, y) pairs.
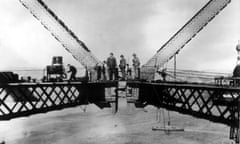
top-left (174, 55), bottom-right (177, 81)
top-left (115, 86), bottom-right (119, 113)
top-left (237, 101), bottom-right (240, 143)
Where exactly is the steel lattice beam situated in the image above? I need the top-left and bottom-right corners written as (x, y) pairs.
top-left (19, 0), bottom-right (100, 68)
top-left (127, 81), bottom-right (240, 143)
top-left (0, 81), bottom-right (117, 120)
top-left (141, 0), bottom-right (232, 80)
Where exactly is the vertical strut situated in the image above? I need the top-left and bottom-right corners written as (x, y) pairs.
top-left (236, 101), bottom-right (240, 143)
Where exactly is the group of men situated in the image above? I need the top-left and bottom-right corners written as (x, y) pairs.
top-left (67, 52), bottom-right (141, 81)
top-left (96, 52), bottom-right (140, 81)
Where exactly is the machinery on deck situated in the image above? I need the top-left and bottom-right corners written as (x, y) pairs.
top-left (213, 41), bottom-right (240, 87)
top-left (44, 56), bottom-right (66, 82)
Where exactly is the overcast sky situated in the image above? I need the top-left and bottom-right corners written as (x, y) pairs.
top-left (0, 0), bottom-right (239, 73)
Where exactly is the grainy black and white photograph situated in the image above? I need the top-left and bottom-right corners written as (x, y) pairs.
top-left (0, 0), bottom-right (240, 144)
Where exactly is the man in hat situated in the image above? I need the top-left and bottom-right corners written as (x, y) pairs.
top-left (67, 64), bottom-right (77, 81)
top-left (95, 63), bottom-right (102, 81)
top-left (132, 53), bottom-right (140, 79)
top-left (119, 55), bottom-right (126, 80)
top-left (102, 61), bottom-right (107, 80)
top-left (107, 53), bottom-right (117, 80)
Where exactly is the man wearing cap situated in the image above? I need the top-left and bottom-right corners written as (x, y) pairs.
top-left (102, 61), bottom-right (107, 80)
top-left (107, 53), bottom-right (117, 80)
top-left (119, 55), bottom-right (126, 80)
top-left (132, 53), bottom-right (140, 79)
top-left (67, 64), bottom-right (77, 81)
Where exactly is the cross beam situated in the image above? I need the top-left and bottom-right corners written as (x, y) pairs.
top-left (127, 81), bottom-right (240, 143)
top-left (0, 81), bottom-right (117, 120)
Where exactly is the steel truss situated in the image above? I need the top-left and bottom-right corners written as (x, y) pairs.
top-left (0, 81), bottom-right (117, 120)
top-left (1, 80), bottom-right (240, 143)
top-left (127, 81), bottom-right (240, 143)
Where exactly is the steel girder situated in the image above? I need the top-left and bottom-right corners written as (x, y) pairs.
top-left (127, 81), bottom-right (240, 143)
top-left (0, 81), bottom-right (117, 120)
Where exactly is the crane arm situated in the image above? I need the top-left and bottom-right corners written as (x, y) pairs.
top-left (142, 0), bottom-right (232, 80)
top-left (19, 0), bottom-right (100, 68)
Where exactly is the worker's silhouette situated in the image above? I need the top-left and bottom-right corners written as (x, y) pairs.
top-left (107, 53), bottom-right (117, 80)
top-left (132, 53), bottom-right (140, 79)
top-left (67, 64), bottom-right (77, 81)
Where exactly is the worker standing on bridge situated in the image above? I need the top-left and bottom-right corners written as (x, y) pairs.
top-left (132, 53), bottom-right (140, 79)
top-left (67, 64), bottom-right (77, 81)
top-left (95, 63), bottom-right (102, 81)
top-left (102, 61), bottom-right (107, 80)
top-left (107, 53), bottom-right (117, 80)
top-left (119, 55), bottom-right (126, 80)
